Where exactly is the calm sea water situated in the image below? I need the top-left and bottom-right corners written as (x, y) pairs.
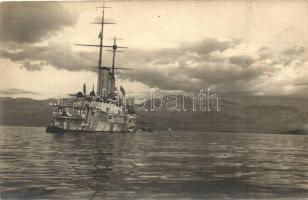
top-left (0, 126), bottom-right (307, 199)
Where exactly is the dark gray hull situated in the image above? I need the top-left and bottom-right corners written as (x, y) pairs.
top-left (46, 126), bottom-right (126, 134)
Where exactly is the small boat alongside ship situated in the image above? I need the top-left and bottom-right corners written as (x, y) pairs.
top-left (46, 3), bottom-right (137, 133)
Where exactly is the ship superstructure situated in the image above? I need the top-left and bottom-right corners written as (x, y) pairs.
top-left (46, 3), bottom-right (136, 133)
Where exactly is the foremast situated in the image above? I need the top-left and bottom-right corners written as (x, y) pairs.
top-left (96, 3), bottom-right (111, 95)
top-left (76, 2), bottom-right (130, 98)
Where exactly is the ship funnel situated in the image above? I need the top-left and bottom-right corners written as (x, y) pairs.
top-left (89, 84), bottom-right (96, 96)
top-left (83, 83), bottom-right (86, 94)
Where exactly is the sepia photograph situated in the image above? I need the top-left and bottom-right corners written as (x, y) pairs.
top-left (0, 0), bottom-right (308, 199)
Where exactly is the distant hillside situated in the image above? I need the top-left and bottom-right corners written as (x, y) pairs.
top-left (137, 95), bottom-right (308, 133)
top-left (0, 97), bottom-right (55, 127)
top-left (0, 96), bottom-right (308, 133)
top-left (220, 93), bottom-right (308, 112)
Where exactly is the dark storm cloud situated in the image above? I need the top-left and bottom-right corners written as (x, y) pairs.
top-left (0, 2), bottom-right (77, 43)
top-left (118, 42), bottom-right (307, 92)
top-left (0, 38), bottom-right (235, 72)
top-left (1, 36), bottom-right (306, 93)
top-left (0, 37), bottom-right (246, 91)
top-left (229, 55), bottom-right (253, 67)
top-left (117, 38), bottom-right (263, 92)
top-left (0, 88), bottom-right (40, 95)
top-left (0, 43), bottom-right (97, 71)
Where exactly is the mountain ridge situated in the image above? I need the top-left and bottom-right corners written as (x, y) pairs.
top-left (0, 96), bottom-right (308, 133)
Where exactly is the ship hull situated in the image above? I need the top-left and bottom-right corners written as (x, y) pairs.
top-left (46, 125), bottom-right (131, 134)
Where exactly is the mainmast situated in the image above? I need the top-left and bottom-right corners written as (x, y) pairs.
top-left (108, 37), bottom-right (124, 96)
top-left (111, 38), bottom-right (117, 77)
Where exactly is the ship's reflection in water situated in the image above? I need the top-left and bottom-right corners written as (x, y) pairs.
top-left (0, 126), bottom-right (308, 199)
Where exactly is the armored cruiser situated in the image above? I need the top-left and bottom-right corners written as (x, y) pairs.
top-left (46, 3), bottom-right (137, 133)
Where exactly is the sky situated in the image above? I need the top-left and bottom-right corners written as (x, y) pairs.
top-left (1, 0), bottom-right (308, 99)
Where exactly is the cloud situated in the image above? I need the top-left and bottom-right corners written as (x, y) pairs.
top-left (0, 42), bottom-right (97, 71)
top-left (0, 88), bottom-right (40, 95)
top-left (181, 38), bottom-right (235, 55)
top-left (257, 47), bottom-right (271, 59)
top-left (116, 40), bottom-right (308, 95)
top-left (282, 46), bottom-right (305, 56)
top-left (116, 38), bottom-right (263, 92)
top-left (1, 35), bottom-right (307, 96)
top-left (0, 2), bottom-right (77, 43)
top-left (279, 45), bottom-right (306, 66)
top-left (229, 55), bottom-right (253, 67)
top-left (293, 82), bottom-right (308, 86)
